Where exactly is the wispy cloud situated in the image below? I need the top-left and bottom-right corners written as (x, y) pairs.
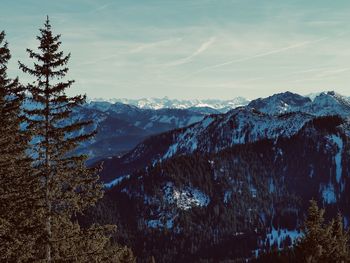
top-left (163, 37), bottom-right (216, 67)
top-left (186, 37), bottom-right (328, 77)
top-left (89, 2), bottom-right (115, 15)
top-left (129, 38), bottom-right (182, 54)
top-left (292, 67), bottom-right (350, 83)
top-left (316, 67), bottom-right (350, 78)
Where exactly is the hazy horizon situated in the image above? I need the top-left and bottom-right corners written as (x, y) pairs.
top-left (2, 0), bottom-right (350, 100)
top-left (86, 90), bottom-right (346, 102)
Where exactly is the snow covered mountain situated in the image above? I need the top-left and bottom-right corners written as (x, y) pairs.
top-left (161, 109), bottom-right (315, 160)
top-left (247, 91), bottom-right (311, 114)
top-left (88, 91), bottom-right (350, 120)
top-left (247, 91), bottom-right (350, 118)
top-left (301, 91), bottom-right (350, 117)
top-left (88, 96), bottom-right (250, 113)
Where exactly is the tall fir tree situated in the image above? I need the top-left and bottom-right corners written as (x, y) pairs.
top-left (295, 200), bottom-right (350, 263)
top-left (19, 17), bottom-right (135, 262)
top-left (328, 213), bottom-right (349, 262)
top-left (296, 200), bottom-right (329, 262)
top-left (0, 31), bottom-right (43, 261)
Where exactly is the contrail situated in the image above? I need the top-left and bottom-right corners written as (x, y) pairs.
top-left (292, 67), bottom-right (350, 83)
top-left (164, 37), bottom-right (216, 67)
top-left (130, 38), bottom-right (182, 54)
top-left (186, 37), bottom-right (328, 77)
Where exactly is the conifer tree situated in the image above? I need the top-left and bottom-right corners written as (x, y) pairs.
top-left (296, 200), bottom-right (328, 262)
top-left (0, 31), bottom-right (43, 261)
top-left (19, 17), bottom-right (135, 262)
top-left (329, 213), bottom-right (349, 262)
top-left (296, 200), bottom-right (350, 263)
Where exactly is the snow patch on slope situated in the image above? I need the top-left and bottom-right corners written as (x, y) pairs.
top-left (266, 227), bottom-right (302, 249)
top-left (163, 116), bottom-right (215, 159)
top-left (163, 182), bottom-right (210, 210)
top-left (162, 109), bottom-right (313, 160)
top-left (320, 183), bottom-right (337, 204)
top-left (147, 216), bottom-right (175, 229)
top-left (328, 135), bottom-right (343, 183)
top-left (104, 175), bottom-right (130, 188)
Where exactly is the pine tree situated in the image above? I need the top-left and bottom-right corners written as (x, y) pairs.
top-left (0, 31), bottom-right (43, 261)
top-left (296, 200), bottom-right (350, 263)
top-left (19, 17), bottom-right (135, 262)
top-left (296, 200), bottom-right (328, 262)
top-left (329, 213), bottom-right (350, 262)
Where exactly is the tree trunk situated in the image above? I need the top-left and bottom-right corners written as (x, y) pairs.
top-left (45, 73), bottom-right (52, 263)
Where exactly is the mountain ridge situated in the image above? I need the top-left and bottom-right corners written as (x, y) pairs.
top-left (87, 96), bottom-right (250, 113)
top-left (98, 91), bottom-right (350, 183)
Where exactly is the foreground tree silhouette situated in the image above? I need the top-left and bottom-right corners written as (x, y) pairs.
top-left (295, 200), bottom-right (350, 262)
top-left (19, 17), bottom-right (134, 262)
top-left (0, 31), bottom-right (42, 261)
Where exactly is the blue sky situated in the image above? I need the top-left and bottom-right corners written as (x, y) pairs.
top-left (1, 0), bottom-right (350, 99)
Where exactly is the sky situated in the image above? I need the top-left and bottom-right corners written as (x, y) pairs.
top-left (1, 0), bottom-right (350, 100)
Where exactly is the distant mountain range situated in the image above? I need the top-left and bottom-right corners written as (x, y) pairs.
top-left (72, 96), bottom-right (254, 162)
top-left (87, 96), bottom-right (250, 113)
top-left (80, 92), bottom-right (349, 163)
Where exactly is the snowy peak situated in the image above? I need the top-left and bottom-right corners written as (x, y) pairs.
top-left (302, 91), bottom-right (350, 118)
top-left (312, 91), bottom-right (349, 107)
top-left (88, 97), bottom-right (250, 113)
top-left (162, 107), bottom-right (314, 160)
top-left (87, 91), bottom-right (350, 118)
top-left (245, 91), bottom-right (350, 118)
top-left (247, 91), bottom-right (311, 115)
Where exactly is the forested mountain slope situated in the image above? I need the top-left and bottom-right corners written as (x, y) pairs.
top-left (83, 115), bottom-right (350, 262)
